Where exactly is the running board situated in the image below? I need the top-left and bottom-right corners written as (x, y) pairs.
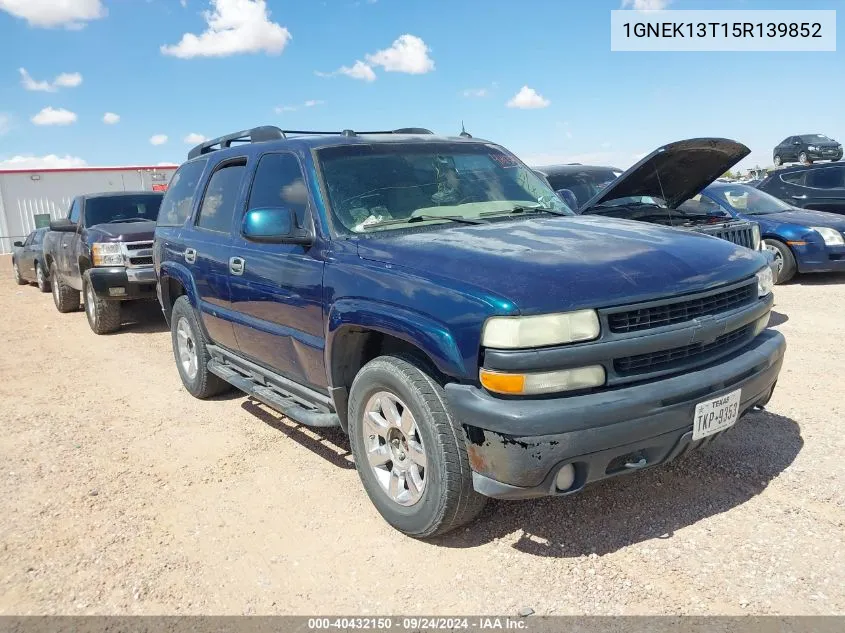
top-left (207, 359), bottom-right (340, 428)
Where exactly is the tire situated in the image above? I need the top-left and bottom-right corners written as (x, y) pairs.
top-left (82, 270), bottom-right (121, 334)
top-left (12, 259), bottom-right (26, 285)
top-left (763, 239), bottom-right (797, 284)
top-left (50, 263), bottom-right (80, 313)
top-left (35, 262), bottom-right (50, 293)
top-left (348, 354), bottom-right (487, 538)
top-left (773, 155), bottom-right (782, 167)
top-left (170, 295), bottom-right (230, 399)
top-left (799, 152), bottom-right (811, 165)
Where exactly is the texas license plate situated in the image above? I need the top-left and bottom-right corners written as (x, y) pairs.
top-left (693, 389), bottom-right (742, 441)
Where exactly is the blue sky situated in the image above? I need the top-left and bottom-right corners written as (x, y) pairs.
top-left (0, 0), bottom-right (842, 172)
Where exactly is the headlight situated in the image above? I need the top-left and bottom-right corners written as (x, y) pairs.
top-left (808, 145), bottom-right (817, 151)
top-left (92, 242), bottom-right (124, 267)
top-left (810, 226), bottom-right (845, 246)
top-left (755, 266), bottom-right (774, 298)
top-left (752, 223), bottom-right (762, 250)
top-left (482, 309), bottom-right (600, 349)
top-left (480, 365), bottom-right (606, 395)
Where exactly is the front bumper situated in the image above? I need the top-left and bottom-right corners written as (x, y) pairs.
top-left (807, 150), bottom-right (843, 162)
top-left (794, 241), bottom-right (845, 274)
top-left (88, 266), bottom-right (157, 301)
top-left (446, 329), bottom-right (786, 499)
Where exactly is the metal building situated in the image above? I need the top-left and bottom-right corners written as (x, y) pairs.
top-left (0, 165), bottom-right (177, 254)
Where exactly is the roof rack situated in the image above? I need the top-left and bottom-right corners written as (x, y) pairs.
top-left (187, 126), bottom-right (434, 159)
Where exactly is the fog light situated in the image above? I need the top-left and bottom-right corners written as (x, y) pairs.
top-left (752, 312), bottom-right (770, 336)
top-left (555, 464), bottom-right (575, 492)
top-left (108, 287), bottom-right (126, 296)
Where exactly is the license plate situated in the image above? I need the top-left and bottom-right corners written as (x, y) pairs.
top-left (693, 389), bottom-right (742, 441)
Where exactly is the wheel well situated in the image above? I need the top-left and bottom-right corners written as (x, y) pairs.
top-left (161, 276), bottom-right (187, 323)
top-left (329, 329), bottom-right (444, 429)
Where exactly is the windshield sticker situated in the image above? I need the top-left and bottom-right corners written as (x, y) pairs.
top-left (489, 152), bottom-right (519, 168)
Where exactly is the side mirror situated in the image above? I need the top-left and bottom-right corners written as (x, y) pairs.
top-left (555, 188), bottom-right (580, 211)
top-left (793, 140), bottom-right (801, 145)
top-left (241, 207), bottom-right (313, 245)
top-left (49, 219), bottom-right (78, 232)
top-left (13, 241), bottom-right (23, 247)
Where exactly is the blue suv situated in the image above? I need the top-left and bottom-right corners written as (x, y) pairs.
top-left (153, 126), bottom-right (786, 538)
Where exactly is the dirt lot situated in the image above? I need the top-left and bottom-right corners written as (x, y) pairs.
top-left (0, 253), bottom-right (843, 616)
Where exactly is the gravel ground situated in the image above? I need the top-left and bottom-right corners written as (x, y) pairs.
top-left (0, 253), bottom-right (843, 616)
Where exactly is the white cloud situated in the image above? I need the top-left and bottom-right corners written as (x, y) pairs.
top-left (102, 112), bottom-right (120, 124)
top-left (150, 134), bottom-right (169, 146)
top-left (54, 72), bottom-right (83, 88)
top-left (303, 99), bottom-right (325, 107)
top-left (275, 105), bottom-right (298, 113)
top-left (157, 161), bottom-right (179, 166)
top-left (19, 68), bottom-right (83, 91)
top-left (620, 0), bottom-right (671, 9)
top-left (183, 132), bottom-right (207, 144)
top-left (506, 86), bottom-right (550, 109)
top-left (0, 154), bottom-right (88, 169)
top-left (0, 0), bottom-right (106, 28)
top-left (161, 0), bottom-right (291, 58)
top-left (0, 113), bottom-right (11, 135)
top-left (31, 107), bottom-right (77, 126)
top-left (365, 34), bottom-right (434, 74)
top-left (462, 88), bottom-right (488, 98)
top-left (180, 0), bottom-right (187, 6)
top-left (275, 99), bottom-right (326, 113)
top-left (339, 61), bottom-right (377, 82)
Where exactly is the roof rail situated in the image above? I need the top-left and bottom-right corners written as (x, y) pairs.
top-left (187, 126), bottom-right (434, 159)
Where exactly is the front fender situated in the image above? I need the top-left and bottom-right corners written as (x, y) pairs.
top-left (326, 298), bottom-right (470, 382)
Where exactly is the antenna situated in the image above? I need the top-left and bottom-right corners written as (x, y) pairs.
top-left (459, 121), bottom-right (472, 138)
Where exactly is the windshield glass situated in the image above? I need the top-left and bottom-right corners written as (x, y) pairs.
top-left (85, 194), bottom-right (163, 227)
top-left (801, 134), bottom-right (832, 143)
top-left (708, 185), bottom-right (792, 215)
top-left (317, 142), bottom-right (574, 234)
top-left (545, 169), bottom-right (621, 208)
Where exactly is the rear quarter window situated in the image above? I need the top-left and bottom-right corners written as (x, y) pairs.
top-left (779, 171), bottom-right (806, 186)
top-left (806, 166), bottom-right (845, 189)
top-left (157, 159), bottom-right (208, 226)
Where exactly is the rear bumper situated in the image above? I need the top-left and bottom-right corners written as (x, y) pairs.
top-left (445, 330), bottom-right (786, 499)
top-left (88, 266), bottom-right (157, 300)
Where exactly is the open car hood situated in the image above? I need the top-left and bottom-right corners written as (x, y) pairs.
top-left (579, 138), bottom-right (750, 212)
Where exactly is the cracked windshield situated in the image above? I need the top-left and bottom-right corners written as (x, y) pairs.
top-left (317, 143), bottom-right (574, 234)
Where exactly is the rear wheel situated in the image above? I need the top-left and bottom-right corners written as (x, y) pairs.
top-left (35, 262), bottom-right (50, 293)
top-left (763, 239), bottom-right (796, 284)
top-left (348, 354), bottom-right (486, 538)
top-left (50, 263), bottom-right (80, 313)
top-left (170, 296), bottom-right (229, 399)
top-left (773, 155), bottom-right (783, 167)
top-left (13, 260), bottom-right (26, 285)
top-left (83, 270), bottom-right (121, 334)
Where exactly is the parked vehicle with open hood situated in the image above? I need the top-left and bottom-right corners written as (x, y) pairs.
top-left (685, 183), bottom-right (845, 283)
top-left (155, 125), bottom-right (784, 538)
top-left (534, 138), bottom-right (766, 254)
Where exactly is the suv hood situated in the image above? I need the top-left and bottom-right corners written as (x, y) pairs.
top-left (87, 220), bottom-right (156, 243)
top-left (580, 138), bottom-right (751, 212)
top-left (355, 217), bottom-right (766, 314)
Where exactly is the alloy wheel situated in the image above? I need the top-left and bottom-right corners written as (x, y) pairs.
top-left (85, 283), bottom-right (96, 321)
top-left (175, 317), bottom-right (199, 380)
top-left (763, 240), bottom-right (784, 280)
top-left (362, 391), bottom-right (428, 506)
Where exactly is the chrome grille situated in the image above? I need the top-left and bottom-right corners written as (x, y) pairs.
top-left (121, 241), bottom-right (154, 268)
top-left (607, 283), bottom-right (756, 333)
top-left (698, 224), bottom-right (756, 249)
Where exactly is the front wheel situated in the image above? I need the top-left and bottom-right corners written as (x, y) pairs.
top-left (35, 262), bottom-right (50, 293)
top-left (799, 152), bottom-right (812, 165)
top-left (170, 296), bottom-right (230, 398)
top-left (763, 239), bottom-right (796, 284)
top-left (348, 355), bottom-right (486, 538)
top-left (83, 271), bottom-right (121, 334)
top-left (13, 260), bottom-right (26, 285)
top-left (51, 263), bottom-right (80, 313)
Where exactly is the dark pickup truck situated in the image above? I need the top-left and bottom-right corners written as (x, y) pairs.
top-left (155, 126), bottom-right (785, 539)
top-left (45, 191), bottom-right (163, 334)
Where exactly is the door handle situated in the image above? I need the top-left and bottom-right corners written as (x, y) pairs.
top-left (184, 248), bottom-right (196, 264)
top-left (229, 257), bottom-right (245, 276)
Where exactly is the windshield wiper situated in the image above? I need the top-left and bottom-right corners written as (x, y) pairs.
top-left (108, 217), bottom-right (151, 223)
top-left (364, 214), bottom-right (486, 229)
top-left (480, 205), bottom-right (570, 218)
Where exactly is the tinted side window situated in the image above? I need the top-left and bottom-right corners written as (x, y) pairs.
top-left (157, 159), bottom-right (208, 226)
top-left (247, 153), bottom-right (309, 225)
top-left (806, 166), bottom-right (845, 189)
top-left (34, 230), bottom-right (44, 245)
top-left (779, 137), bottom-right (791, 146)
top-left (196, 162), bottom-right (247, 233)
top-left (23, 233), bottom-right (34, 247)
top-left (780, 171), bottom-right (806, 186)
top-left (68, 199), bottom-right (81, 223)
